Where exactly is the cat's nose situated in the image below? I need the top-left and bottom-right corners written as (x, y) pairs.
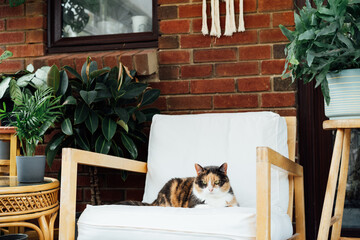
top-left (209, 188), bottom-right (213, 192)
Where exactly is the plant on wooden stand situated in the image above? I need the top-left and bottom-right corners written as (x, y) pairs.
top-left (280, 0), bottom-right (360, 119)
top-left (46, 57), bottom-right (160, 204)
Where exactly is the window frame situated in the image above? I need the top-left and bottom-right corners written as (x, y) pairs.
top-left (47, 0), bottom-right (158, 53)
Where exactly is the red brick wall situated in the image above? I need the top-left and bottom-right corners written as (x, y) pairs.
top-left (0, 0), bottom-right (296, 210)
top-left (153, 0), bottom-right (296, 116)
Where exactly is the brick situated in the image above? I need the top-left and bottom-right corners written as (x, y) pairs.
top-left (259, 29), bottom-right (288, 43)
top-left (61, 55), bottom-right (76, 70)
top-left (243, 0), bottom-right (257, 12)
top-left (0, 5), bottom-right (24, 17)
top-left (120, 50), bottom-right (140, 70)
top-left (216, 62), bottom-right (258, 77)
top-left (149, 81), bottom-right (189, 95)
top-left (261, 93), bottom-right (295, 107)
top-left (181, 65), bottom-right (213, 78)
top-left (26, 30), bottom-right (46, 43)
top-left (0, 20), bottom-right (4, 31)
top-left (158, 5), bottom-right (177, 20)
top-left (34, 144), bottom-right (45, 155)
top-left (213, 31), bottom-right (257, 46)
top-left (101, 189), bottom-right (125, 202)
top-left (160, 19), bottom-right (190, 34)
top-left (31, 56), bottom-right (47, 69)
top-left (126, 189), bottom-right (144, 201)
top-left (274, 77), bottom-right (296, 91)
top-left (244, 14), bottom-right (270, 29)
top-left (0, 32), bottom-right (24, 44)
top-left (77, 175), bottom-right (90, 187)
top-left (194, 48), bottom-right (237, 63)
top-left (7, 44), bottom-right (44, 57)
top-left (73, 53), bottom-right (89, 73)
top-left (179, 4), bottom-right (202, 18)
top-left (159, 36), bottom-right (179, 49)
top-left (180, 34), bottom-right (211, 48)
top-left (237, 77), bottom-right (271, 92)
top-left (273, 44), bottom-right (287, 59)
top-left (258, 0), bottom-right (294, 11)
top-left (103, 51), bottom-right (123, 67)
top-left (274, 109), bottom-right (297, 116)
top-left (158, 0), bottom-right (190, 3)
top-left (167, 96), bottom-right (212, 110)
top-left (7, 16), bottom-right (45, 30)
top-left (261, 60), bottom-right (286, 75)
top-left (192, 18), bottom-right (211, 33)
top-left (159, 66), bottom-right (180, 80)
top-left (134, 49), bottom-right (157, 75)
top-left (239, 45), bottom-right (271, 60)
top-left (191, 79), bottom-right (235, 93)
top-left (214, 94), bottom-right (258, 109)
top-left (26, 2), bottom-right (46, 16)
top-left (273, 12), bottom-right (295, 27)
top-left (150, 96), bottom-right (167, 111)
top-left (158, 50), bottom-right (190, 64)
top-left (107, 173), bottom-right (146, 188)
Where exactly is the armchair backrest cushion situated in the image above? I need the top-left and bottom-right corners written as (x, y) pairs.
top-left (143, 112), bottom-right (289, 213)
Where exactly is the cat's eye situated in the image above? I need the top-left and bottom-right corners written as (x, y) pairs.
top-left (214, 180), bottom-right (220, 185)
top-left (202, 180), bottom-right (207, 185)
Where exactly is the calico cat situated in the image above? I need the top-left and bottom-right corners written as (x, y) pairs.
top-left (121, 163), bottom-right (239, 208)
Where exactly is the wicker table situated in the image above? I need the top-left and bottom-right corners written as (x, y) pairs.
top-left (0, 177), bottom-right (59, 240)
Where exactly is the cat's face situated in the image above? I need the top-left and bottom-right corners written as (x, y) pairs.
top-left (194, 163), bottom-right (231, 195)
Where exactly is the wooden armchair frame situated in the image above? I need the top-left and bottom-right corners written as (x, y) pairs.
top-left (58, 117), bottom-right (305, 240)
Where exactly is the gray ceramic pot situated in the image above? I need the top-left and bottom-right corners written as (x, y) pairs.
top-left (0, 140), bottom-right (10, 159)
top-left (16, 155), bottom-right (45, 182)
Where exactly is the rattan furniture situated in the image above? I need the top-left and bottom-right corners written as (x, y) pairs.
top-left (0, 127), bottom-right (19, 176)
top-left (317, 120), bottom-right (360, 240)
top-left (0, 176), bottom-right (59, 240)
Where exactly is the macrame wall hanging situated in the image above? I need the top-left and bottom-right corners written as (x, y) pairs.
top-left (202, 0), bottom-right (245, 38)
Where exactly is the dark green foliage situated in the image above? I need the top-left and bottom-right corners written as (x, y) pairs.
top-left (280, 0), bottom-right (360, 105)
top-left (45, 58), bottom-right (160, 167)
top-left (0, 86), bottom-right (62, 156)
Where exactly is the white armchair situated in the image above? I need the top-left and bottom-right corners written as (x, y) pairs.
top-left (58, 112), bottom-right (305, 240)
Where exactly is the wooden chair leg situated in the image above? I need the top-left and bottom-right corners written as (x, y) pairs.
top-left (294, 170), bottom-right (306, 240)
top-left (317, 129), bottom-right (344, 240)
top-left (331, 129), bottom-right (351, 240)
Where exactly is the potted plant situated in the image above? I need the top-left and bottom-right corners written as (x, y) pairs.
top-left (0, 84), bottom-right (62, 182)
top-left (280, 0), bottom-right (360, 119)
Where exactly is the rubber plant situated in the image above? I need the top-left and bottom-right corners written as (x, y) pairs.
top-left (46, 57), bottom-right (160, 205)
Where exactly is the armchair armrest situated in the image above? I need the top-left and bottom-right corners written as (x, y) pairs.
top-left (59, 148), bottom-right (147, 240)
top-left (256, 147), bottom-right (306, 240)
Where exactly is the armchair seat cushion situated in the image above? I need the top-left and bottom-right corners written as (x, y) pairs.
top-left (78, 205), bottom-right (293, 240)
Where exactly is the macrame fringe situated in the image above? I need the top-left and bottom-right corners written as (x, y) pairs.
top-left (201, 0), bottom-right (209, 35)
top-left (201, 0), bottom-right (246, 37)
top-left (238, 0), bottom-right (245, 32)
top-left (224, 0), bottom-right (236, 36)
top-left (210, 0), bottom-right (221, 38)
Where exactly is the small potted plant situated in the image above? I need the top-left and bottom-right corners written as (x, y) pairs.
top-left (0, 83), bottom-right (62, 182)
top-left (280, 0), bottom-right (360, 119)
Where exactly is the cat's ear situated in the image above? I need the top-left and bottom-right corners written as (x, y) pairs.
top-left (195, 163), bottom-right (204, 176)
top-left (219, 163), bottom-right (228, 174)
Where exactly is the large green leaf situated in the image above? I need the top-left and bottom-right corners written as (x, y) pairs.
top-left (117, 119), bottom-right (129, 132)
top-left (95, 135), bottom-right (111, 154)
top-left (9, 79), bottom-right (22, 105)
top-left (122, 83), bottom-right (147, 99)
top-left (47, 65), bottom-right (60, 93)
top-left (63, 65), bottom-right (82, 81)
top-left (74, 103), bottom-right (89, 124)
top-left (299, 29), bottom-right (315, 40)
top-left (74, 131), bottom-right (90, 151)
top-left (135, 111), bottom-right (146, 123)
top-left (17, 73), bottom-right (35, 87)
top-left (102, 117), bottom-right (117, 141)
top-left (279, 25), bottom-right (294, 41)
top-left (45, 133), bottom-right (65, 167)
top-left (0, 50), bottom-right (12, 62)
top-left (90, 69), bottom-right (110, 80)
top-left (63, 96), bottom-right (76, 105)
top-left (61, 118), bottom-right (73, 135)
top-left (85, 111), bottom-right (98, 134)
top-left (140, 89), bottom-right (160, 107)
top-left (58, 70), bottom-right (69, 96)
top-left (0, 77), bottom-right (11, 99)
top-left (114, 107), bottom-right (130, 122)
top-left (120, 132), bottom-right (138, 159)
top-left (80, 90), bottom-right (97, 105)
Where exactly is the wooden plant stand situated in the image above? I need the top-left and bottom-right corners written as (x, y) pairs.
top-left (0, 127), bottom-right (20, 176)
top-left (317, 120), bottom-right (360, 240)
